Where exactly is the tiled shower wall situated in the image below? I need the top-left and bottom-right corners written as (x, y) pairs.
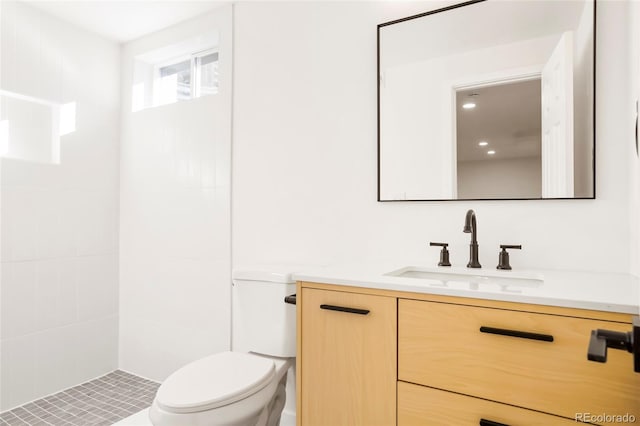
top-left (118, 7), bottom-right (233, 382)
top-left (0, 1), bottom-right (120, 411)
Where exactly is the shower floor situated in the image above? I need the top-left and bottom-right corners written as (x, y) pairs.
top-left (0, 370), bottom-right (159, 426)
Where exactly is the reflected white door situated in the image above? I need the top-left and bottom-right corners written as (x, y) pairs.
top-left (541, 31), bottom-right (574, 198)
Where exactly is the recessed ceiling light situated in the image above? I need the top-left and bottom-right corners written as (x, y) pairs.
top-left (487, 150), bottom-right (496, 155)
top-left (478, 141), bottom-right (488, 147)
top-left (462, 102), bottom-right (476, 109)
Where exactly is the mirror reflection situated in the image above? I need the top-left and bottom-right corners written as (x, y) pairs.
top-left (378, 0), bottom-right (595, 201)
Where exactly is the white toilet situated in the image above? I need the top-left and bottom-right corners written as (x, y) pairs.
top-left (149, 267), bottom-right (298, 426)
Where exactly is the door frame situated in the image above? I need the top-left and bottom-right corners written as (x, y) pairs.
top-left (444, 65), bottom-right (543, 199)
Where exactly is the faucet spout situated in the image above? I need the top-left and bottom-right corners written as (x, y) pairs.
top-left (463, 210), bottom-right (477, 243)
top-left (463, 209), bottom-right (481, 268)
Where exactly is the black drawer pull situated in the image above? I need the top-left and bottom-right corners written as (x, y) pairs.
top-left (480, 419), bottom-right (509, 426)
top-left (480, 326), bottom-right (554, 342)
top-left (284, 294), bottom-right (296, 305)
top-left (320, 304), bottom-right (370, 315)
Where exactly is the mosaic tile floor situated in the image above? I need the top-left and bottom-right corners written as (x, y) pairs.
top-left (0, 370), bottom-right (159, 426)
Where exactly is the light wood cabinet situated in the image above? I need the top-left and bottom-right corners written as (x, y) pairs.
top-left (298, 286), bottom-right (396, 426)
top-left (297, 282), bottom-right (638, 426)
top-left (398, 298), bottom-right (640, 423)
top-left (398, 381), bottom-right (577, 426)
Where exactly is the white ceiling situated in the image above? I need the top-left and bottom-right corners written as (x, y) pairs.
top-left (23, 0), bottom-right (227, 43)
top-left (381, 0), bottom-right (589, 69)
top-left (456, 79), bottom-right (542, 162)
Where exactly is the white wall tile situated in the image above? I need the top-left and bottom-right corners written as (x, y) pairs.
top-left (34, 324), bottom-right (79, 397)
top-left (74, 315), bottom-right (118, 381)
top-left (55, 190), bottom-right (80, 257)
top-left (35, 191), bottom-right (75, 259)
top-left (118, 256), bottom-right (152, 320)
top-left (34, 259), bottom-right (62, 331)
top-left (60, 130), bottom-right (121, 191)
top-left (0, 335), bottom-right (37, 411)
top-left (3, 296), bottom-right (117, 410)
top-left (74, 191), bottom-right (118, 257)
top-left (0, 159), bottom-right (59, 190)
top-left (1, 188), bottom-right (38, 262)
top-left (34, 191), bottom-right (63, 259)
top-left (118, 315), bottom-right (160, 380)
top-left (76, 255), bottom-right (118, 322)
top-left (0, 0), bottom-right (120, 410)
top-left (119, 6), bottom-right (233, 379)
top-left (119, 314), bottom-right (227, 382)
top-left (58, 258), bottom-right (78, 327)
top-left (0, 1), bottom-right (17, 90)
top-left (11, 6), bottom-right (42, 98)
top-left (147, 258), bottom-right (228, 331)
top-left (1, 261), bottom-right (37, 339)
top-left (32, 259), bottom-right (79, 332)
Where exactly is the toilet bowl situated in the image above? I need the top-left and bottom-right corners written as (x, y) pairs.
top-left (149, 267), bottom-right (299, 426)
top-left (149, 352), bottom-right (292, 426)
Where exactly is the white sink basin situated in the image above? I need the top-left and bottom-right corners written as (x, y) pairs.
top-left (385, 266), bottom-right (543, 293)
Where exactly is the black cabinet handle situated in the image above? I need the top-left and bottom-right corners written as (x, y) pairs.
top-left (480, 419), bottom-right (509, 426)
top-left (284, 294), bottom-right (296, 305)
top-left (320, 304), bottom-right (370, 315)
top-left (480, 326), bottom-right (554, 342)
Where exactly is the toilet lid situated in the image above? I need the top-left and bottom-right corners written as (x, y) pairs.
top-left (155, 352), bottom-right (276, 413)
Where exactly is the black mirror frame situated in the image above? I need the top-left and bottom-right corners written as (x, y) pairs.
top-left (376, 0), bottom-right (597, 202)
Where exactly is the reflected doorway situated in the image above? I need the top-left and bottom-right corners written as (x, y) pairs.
top-left (455, 78), bottom-right (542, 199)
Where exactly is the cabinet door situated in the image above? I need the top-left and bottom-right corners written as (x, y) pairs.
top-left (300, 288), bottom-right (396, 426)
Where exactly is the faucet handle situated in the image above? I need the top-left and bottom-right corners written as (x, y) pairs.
top-left (429, 242), bottom-right (451, 267)
top-left (497, 245), bottom-right (522, 270)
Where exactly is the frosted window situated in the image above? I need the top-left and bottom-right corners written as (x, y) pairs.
top-left (197, 52), bottom-right (219, 96)
top-left (158, 59), bottom-right (191, 104)
top-left (132, 31), bottom-right (220, 111)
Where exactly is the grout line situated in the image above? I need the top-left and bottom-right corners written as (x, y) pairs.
top-left (0, 252), bottom-right (118, 265)
top-left (19, 405), bottom-right (56, 426)
top-left (60, 389), bottom-right (127, 419)
top-left (2, 370), bottom-right (159, 426)
top-left (28, 401), bottom-right (77, 426)
top-left (70, 380), bottom-right (150, 410)
top-left (11, 404), bottom-right (61, 426)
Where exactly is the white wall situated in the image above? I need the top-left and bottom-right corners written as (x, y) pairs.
top-left (0, 1), bottom-right (120, 411)
top-left (233, 1), bottom-right (632, 274)
top-left (119, 6), bottom-right (232, 382)
top-left (458, 157), bottom-right (541, 199)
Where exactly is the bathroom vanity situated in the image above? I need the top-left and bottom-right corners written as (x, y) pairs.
top-left (293, 265), bottom-right (640, 426)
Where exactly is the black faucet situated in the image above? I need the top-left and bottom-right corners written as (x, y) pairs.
top-left (463, 209), bottom-right (481, 268)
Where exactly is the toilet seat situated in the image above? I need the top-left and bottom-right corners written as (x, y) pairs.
top-left (155, 352), bottom-right (276, 414)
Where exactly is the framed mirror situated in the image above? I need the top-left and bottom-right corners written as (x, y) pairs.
top-left (377, 0), bottom-right (595, 201)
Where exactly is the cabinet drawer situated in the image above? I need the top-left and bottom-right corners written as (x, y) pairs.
top-left (398, 381), bottom-right (576, 426)
top-left (398, 299), bottom-right (640, 423)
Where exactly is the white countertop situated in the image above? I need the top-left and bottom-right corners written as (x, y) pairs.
top-left (293, 263), bottom-right (640, 315)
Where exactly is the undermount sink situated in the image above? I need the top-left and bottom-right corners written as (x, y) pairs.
top-left (385, 266), bottom-right (543, 293)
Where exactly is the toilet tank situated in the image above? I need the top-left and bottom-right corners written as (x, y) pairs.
top-left (232, 267), bottom-right (298, 357)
